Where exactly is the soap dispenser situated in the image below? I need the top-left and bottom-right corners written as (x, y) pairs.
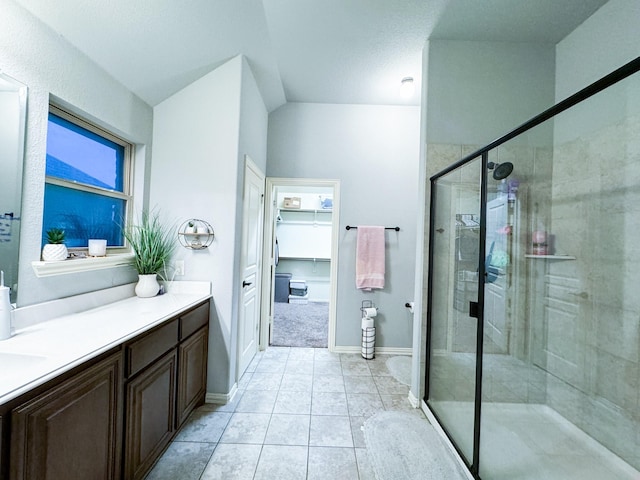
top-left (0, 271), bottom-right (12, 340)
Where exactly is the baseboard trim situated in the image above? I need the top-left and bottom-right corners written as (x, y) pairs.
top-left (205, 383), bottom-right (238, 405)
top-left (376, 347), bottom-right (412, 355)
top-left (408, 390), bottom-right (419, 408)
top-left (331, 345), bottom-right (412, 356)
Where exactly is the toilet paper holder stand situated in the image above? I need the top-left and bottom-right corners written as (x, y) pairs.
top-left (361, 300), bottom-right (378, 318)
top-left (361, 300), bottom-right (377, 360)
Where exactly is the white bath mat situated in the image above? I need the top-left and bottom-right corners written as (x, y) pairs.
top-left (364, 411), bottom-right (468, 480)
top-left (386, 356), bottom-right (412, 385)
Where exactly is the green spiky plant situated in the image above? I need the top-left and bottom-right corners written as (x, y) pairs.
top-left (123, 211), bottom-right (176, 275)
top-left (46, 228), bottom-right (66, 244)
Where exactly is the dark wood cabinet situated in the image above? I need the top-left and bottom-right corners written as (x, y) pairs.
top-left (9, 352), bottom-right (122, 480)
top-left (124, 349), bottom-right (177, 480)
top-left (123, 299), bottom-right (209, 480)
top-left (177, 326), bottom-right (208, 427)
top-left (0, 415), bottom-right (5, 480)
top-left (1, 298), bottom-right (209, 480)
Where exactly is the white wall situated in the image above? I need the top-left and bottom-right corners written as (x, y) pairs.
top-left (267, 103), bottom-right (420, 349)
top-left (426, 40), bottom-right (556, 147)
top-left (239, 58), bottom-right (269, 174)
top-left (151, 55), bottom-right (268, 395)
top-left (1, 0), bottom-right (153, 307)
top-left (555, 0), bottom-right (640, 102)
top-left (554, 0), bottom-right (640, 146)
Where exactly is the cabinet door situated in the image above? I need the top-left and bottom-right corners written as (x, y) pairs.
top-left (10, 352), bottom-right (122, 480)
top-left (124, 349), bottom-right (177, 480)
top-left (177, 326), bottom-right (208, 426)
top-left (1, 414), bottom-right (5, 479)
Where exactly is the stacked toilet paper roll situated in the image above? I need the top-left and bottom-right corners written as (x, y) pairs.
top-left (362, 316), bottom-right (374, 329)
top-left (361, 307), bottom-right (377, 329)
top-left (362, 307), bottom-right (377, 318)
top-left (361, 305), bottom-right (377, 359)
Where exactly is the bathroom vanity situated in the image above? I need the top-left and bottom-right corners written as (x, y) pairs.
top-left (0, 283), bottom-right (211, 480)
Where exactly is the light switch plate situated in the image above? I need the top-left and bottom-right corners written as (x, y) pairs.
top-left (175, 260), bottom-right (185, 276)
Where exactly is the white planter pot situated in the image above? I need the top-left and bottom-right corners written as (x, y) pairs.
top-left (135, 274), bottom-right (160, 298)
top-left (42, 244), bottom-right (68, 262)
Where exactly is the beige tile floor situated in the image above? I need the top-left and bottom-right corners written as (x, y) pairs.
top-left (145, 347), bottom-right (422, 480)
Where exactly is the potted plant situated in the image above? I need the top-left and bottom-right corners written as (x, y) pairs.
top-left (123, 211), bottom-right (176, 298)
top-left (42, 228), bottom-right (68, 262)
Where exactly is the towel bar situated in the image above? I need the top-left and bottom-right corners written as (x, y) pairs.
top-left (346, 226), bottom-right (400, 231)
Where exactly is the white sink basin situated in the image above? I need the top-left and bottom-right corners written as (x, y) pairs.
top-left (0, 352), bottom-right (48, 370)
top-left (0, 352), bottom-right (52, 397)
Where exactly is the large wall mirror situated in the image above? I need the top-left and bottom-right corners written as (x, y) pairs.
top-left (0, 72), bottom-right (28, 304)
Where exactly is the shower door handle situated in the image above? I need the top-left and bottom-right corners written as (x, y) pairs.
top-left (469, 301), bottom-right (479, 318)
top-left (569, 291), bottom-right (589, 299)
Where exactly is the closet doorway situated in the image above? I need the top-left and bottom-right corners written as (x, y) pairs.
top-left (261, 178), bottom-right (340, 350)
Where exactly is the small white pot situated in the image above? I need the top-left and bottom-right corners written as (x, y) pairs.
top-left (88, 239), bottom-right (107, 257)
top-left (135, 274), bottom-right (160, 298)
top-left (42, 244), bottom-right (68, 262)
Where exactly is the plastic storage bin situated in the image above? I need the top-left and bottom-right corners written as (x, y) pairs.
top-left (275, 273), bottom-right (292, 303)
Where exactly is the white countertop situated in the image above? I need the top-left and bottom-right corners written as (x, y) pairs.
top-left (0, 282), bottom-right (211, 405)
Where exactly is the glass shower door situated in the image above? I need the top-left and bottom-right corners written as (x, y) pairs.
top-left (477, 67), bottom-right (640, 480)
top-left (426, 156), bottom-right (482, 464)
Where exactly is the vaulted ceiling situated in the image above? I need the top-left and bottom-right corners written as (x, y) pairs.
top-left (13, 0), bottom-right (608, 111)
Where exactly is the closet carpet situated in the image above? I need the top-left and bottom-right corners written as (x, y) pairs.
top-left (272, 301), bottom-right (328, 348)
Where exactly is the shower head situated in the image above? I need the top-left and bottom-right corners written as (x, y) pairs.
top-left (487, 161), bottom-right (513, 180)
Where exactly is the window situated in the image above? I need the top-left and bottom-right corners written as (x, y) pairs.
top-left (43, 105), bottom-right (133, 251)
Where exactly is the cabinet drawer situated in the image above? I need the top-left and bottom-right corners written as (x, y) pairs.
top-left (180, 302), bottom-right (209, 340)
top-left (127, 319), bottom-right (179, 378)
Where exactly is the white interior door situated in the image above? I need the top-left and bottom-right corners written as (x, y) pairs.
top-left (237, 156), bottom-right (264, 378)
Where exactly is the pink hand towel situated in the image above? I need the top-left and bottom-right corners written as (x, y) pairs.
top-left (356, 226), bottom-right (385, 291)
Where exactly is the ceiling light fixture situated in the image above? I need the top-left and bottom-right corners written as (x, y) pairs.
top-left (400, 77), bottom-right (415, 98)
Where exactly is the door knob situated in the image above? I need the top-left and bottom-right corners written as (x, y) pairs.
top-left (243, 280), bottom-right (252, 288)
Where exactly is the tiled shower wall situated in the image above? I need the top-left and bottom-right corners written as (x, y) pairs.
top-left (545, 111), bottom-right (640, 469)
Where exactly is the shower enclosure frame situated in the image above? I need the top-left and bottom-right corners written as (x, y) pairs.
top-left (424, 56), bottom-right (640, 478)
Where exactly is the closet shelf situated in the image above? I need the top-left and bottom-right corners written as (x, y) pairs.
top-left (279, 256), bottom-right (330, 262)
top-left (280, 208), bottom-right (332, 213)
top-left (278, 220), bottom-right (332, 227)
top-left (525, 254), bottom-right (576, 260)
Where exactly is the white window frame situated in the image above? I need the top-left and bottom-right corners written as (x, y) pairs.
top-left (46, 104), bottom-right (134, 253)
top-left (32, 105), bottom-right (136, 276)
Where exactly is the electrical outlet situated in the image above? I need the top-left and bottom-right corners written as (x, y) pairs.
top-left (175, 260), bottom-right (185, 276)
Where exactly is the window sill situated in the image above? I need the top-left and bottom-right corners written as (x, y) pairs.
top-left (32, 253), bottom-right (135, 278)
